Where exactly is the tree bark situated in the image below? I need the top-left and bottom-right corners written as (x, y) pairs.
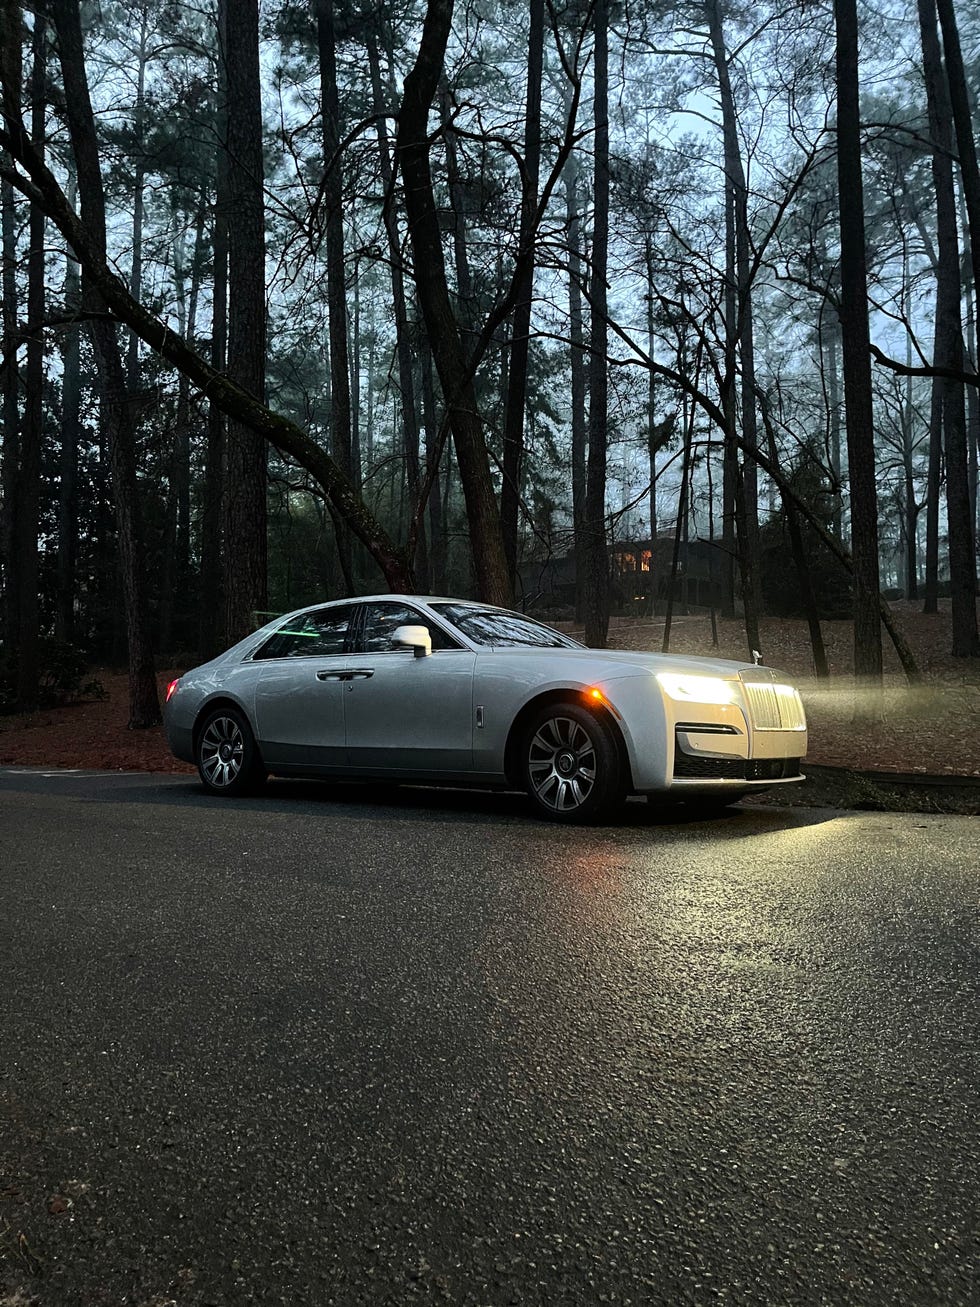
top-left (583, 0), bottom-right (610, 647)
top-left (367, 24), bottom-right (426, 578)
top-left (126, 3), bottom-right (148, 390)
top-left (935, 0), bottom-right (980, 312)
top-left (822, 305), bottom-right (844, 539)
top-left (50, 0), bottom-right (160, 725)
top-left (0, 166), bottom-right (18, 661)
top-left (707, 0), bottom-right (763, 652)
top-left (316, 0), bottom-right (353, 589)
top-left (563, 122), bottom-right (588, 623)
top-left (901, 265), bottom-right (919, 601)
top-left (834, 0), bottom-right (883, 679)
top-left (395, 0), bottom-right (511, 606)
top-left (55, 172), bottom-right (81, 644)
top-left (500, 0), bottom-right (544, 586)
top-left (14, 11), bottom-right (45, 706)
top-left (645, 235), bottom-right (658, 545)
top-left (439, 80), bottom-right (475, 331)
top-left (922, 370), bottom-right (942, 613)
top-left (420, 338), bottom-right (446, 591)
top-left (917, 0), bottom-right (979, 655)
top-left (220, 0), bottom-right (267, 644)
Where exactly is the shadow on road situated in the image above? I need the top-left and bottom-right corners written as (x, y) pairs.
top-left (96, 772), bottom-right (842, 837)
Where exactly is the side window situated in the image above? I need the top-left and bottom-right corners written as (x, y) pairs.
top-left (252, 605), bottom-right (354, 660)
top-left (359, 603), bottom-right (463, 654)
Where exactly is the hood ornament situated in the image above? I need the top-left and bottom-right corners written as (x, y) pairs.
top-left (751, 649), bottom-right (763, 665)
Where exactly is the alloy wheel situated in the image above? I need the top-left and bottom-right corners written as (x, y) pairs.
top-left (199, 715), bottom-right (245, 789)
top-left (527, 714), bottom-right (598, 813)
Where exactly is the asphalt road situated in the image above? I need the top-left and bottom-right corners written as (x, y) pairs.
top-left (1, 769), bottom-right (978, 1307)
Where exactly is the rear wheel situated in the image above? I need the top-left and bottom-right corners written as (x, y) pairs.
top-left (196, 707), bottom-right (266, 797)
top-left (522, 702), bottom-right (624, 823)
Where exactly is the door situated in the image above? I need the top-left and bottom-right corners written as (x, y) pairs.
top-left (251, 604), bottom-right (356, 768)
top-left (343, 601), bottom-right (476, 774)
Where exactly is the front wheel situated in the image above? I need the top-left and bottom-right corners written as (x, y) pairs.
top-left (196, 706), bottom-right (266, 797)
top-left (522, 702), bottom-right (624, 823)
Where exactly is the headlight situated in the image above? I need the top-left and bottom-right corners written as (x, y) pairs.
top-left (655, 672), bottom-right (737, 705)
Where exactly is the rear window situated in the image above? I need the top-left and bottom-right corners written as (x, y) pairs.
top-left (252, 605), bottom-right (355, 660)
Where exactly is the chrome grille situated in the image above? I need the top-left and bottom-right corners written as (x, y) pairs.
top-left (741, 682), bottom-right (806, 731)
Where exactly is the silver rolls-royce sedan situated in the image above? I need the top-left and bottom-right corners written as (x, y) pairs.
top-left (164, 595), bottom-right (807, 822)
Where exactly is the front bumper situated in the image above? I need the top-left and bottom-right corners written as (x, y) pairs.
top-left (664, 676), bottom-right (807, 791)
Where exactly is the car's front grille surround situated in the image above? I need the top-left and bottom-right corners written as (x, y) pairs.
top-left (672, 743), bottom-right (802, 782)
top-left (740, 681), bottom-right (806, 731)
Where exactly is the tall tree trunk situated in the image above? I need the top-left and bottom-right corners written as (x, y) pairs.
top-left (221, 0), bottom-right (267, 643)
top-left (350, 269), bottom-right (362, 488)
top-left (15, 13), bottom-right (46, 706)
top-left (420, 339), bottom-right (446, 591)
top-left (563, 124), bottom-right (588, 623)
top-left (126, 4), bottom-right (148, 390)
top-left (55, 172), bottom-right (81, 644)
top-left (439, 80), bottom-right (475, 330)
top-left (500, 0), bottom-right (544, 586)
top-left (316, 0), bottom-right (354, 590)
top-left (0, 165), bottom-right (18, 662)
top-left (161, 200), bottom-right (204, 651)
top-left (367, 24), bottom-right (425, 577)
top-left (917, 0), bottom-right (979, 655)
top-left (943, 8), bottom-right (980, 542)
top-left (935, 0), bottom-right (980, 308)
top-left (707, 0), bottom-right (762, 652)
top-left (961, 219), bottom-right (979, 536)
top-left (200, 79), bottom-right (228, 657)
top-left (583, 0), bottom-right (610, 647)
top-left (834, 0), bottom-right (883, 679)
top-left (177, 200), bottom-right (205, 589)
top-left (395, 0), bottom-right (510, 606)
top-left (824, 306), bottom-right (844, 539)
top-left (645, 235), bottom-right (658, 545)
top-left (51, 0), bottom-right (160, 726)
top-left (902, 253), bottom-right (919, 600)
top-left (922, 372), bottom-right (942, 613)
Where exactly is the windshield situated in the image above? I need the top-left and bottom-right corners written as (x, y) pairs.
top-left (430, 603), bottom-right (583, 649)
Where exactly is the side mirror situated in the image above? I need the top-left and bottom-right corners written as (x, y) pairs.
top-left (390, 624), bottom-right (432, 658)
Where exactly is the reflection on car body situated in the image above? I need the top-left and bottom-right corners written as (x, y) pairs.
top-left (164, 595), bottom-right (807, 822)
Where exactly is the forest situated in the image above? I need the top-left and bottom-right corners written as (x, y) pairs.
top-left (0, 0), bottom-right (978, 729)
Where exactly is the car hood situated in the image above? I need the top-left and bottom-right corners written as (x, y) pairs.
top-left (480, 647), bottom-right (787, 679)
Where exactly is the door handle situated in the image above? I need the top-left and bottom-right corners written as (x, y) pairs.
top-left (316, 670), bottom-right (351, 681)
top-left (349, 669), bottom-right (374, 680)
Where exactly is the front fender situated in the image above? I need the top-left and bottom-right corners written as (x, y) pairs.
top-left (473, 664), bottom-right (668, 790)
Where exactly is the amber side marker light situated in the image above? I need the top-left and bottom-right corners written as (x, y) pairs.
top-left (166, 678), bottom-right (180, 703)
top-left (584, 685), bottom-right (623, 718)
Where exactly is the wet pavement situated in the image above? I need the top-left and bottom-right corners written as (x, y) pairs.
top-left (1, 769), bottom-right (978, 1305)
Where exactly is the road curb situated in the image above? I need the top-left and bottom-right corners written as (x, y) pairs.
top-left (804, 761), bottom-right (980, 791)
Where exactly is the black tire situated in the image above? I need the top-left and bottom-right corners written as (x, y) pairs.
top-left (195, 706), bottom-right (266, 797)
top-left (522, 702), bottom-right (624, 823)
